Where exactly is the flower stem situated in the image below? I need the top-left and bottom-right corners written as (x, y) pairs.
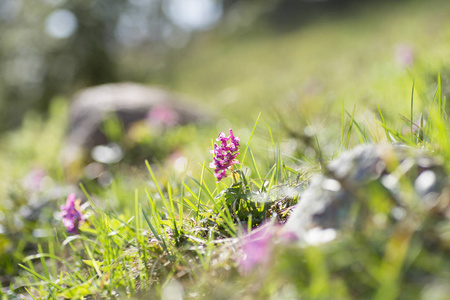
top-left (231, 165), bottom-right (238, 184)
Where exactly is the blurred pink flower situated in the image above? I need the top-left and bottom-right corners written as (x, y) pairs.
top-left (395, 44), bottom-right (415, 68)
top-left (22, 168), bottom-right (46, 192)
top-left (239, 224), bottom-right (274, 272)
top-left (60, 194), bottom-right (85, 234)
top-left (147, 105), bottom-right (180, 127)
top-left (239, 223), bottom-right (297, 272)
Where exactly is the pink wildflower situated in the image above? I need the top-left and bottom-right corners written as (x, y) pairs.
top-left (22, 168), bottom-right (46, 192)
top-left (239, 224), bottom-right (274, 272)
top-left (395, 44), bottom-right (415, 68)
top-left (60, 194), bottom-right (85, 234)
top-left (209, 129), bottom-right (240, 182)
top-left (239, 223), bottom-right (298, 272)
top-left (147, 105), bottom-right (180, 127)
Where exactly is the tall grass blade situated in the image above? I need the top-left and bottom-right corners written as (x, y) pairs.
top-left (145, 160), bottom-right (168, 206)
top-left (240, 112), bottom-right (261, 170)
top-left (438, 73), bottom-right (442, 115)
top-left (377, 106), bottom-right (391, 142)
top-left (141, 208), bottom-right (168, 252)
top-left (249, 148), bottom-right (262, 183)
top-left (345, 106), bottom-right (356, 149)
top-left (19, 264), bottom-right (63, 290)
top-left (346, 112), bottom-right (369, 143)
top-left (79, 183), bottom-right (97, 210)
top-left (178, 183), bottom-right (185, 230)
top-left (144, 188), bottom-right (163, 235)
top-left (37, 244), bottom-right (49, 280)
top-left (410, 79), bottom-right (415, 143)
top-left (340, 102), bottom-right (345, 151)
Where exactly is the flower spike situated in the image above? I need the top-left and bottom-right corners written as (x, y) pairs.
top-left (210, 129), bottom-right (240, 182)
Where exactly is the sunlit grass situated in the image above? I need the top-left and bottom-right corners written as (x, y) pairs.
top-left (15, 93), bottom-right (450, 298)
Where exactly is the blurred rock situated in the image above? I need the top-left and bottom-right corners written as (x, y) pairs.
top-left (285, 144), bottom-right (449, 242)
top-left (91, 143), bottom-right (123, 164)
top-left (61, 82), bottom-right (209, 166)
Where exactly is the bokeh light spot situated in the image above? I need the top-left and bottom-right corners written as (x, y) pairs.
top-left (45, 9), bottom-right (78, 39)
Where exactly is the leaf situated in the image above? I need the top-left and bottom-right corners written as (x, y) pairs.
top-left (62, 235), bottom-right (81, 246)
top-left (82, 259), bottom-right (104, 268)
top-left (57, 281), bottom-right (95, 299)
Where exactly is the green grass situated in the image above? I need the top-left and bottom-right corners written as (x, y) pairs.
top-left (15, 118), bottom-right (301, 298)
top-left (13, 83), bottom-right (450, 298)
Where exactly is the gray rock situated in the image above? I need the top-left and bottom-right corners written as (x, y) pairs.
top-left (61, 83), bottom-right (209, 165)
top-left (284, 144), bottom-right (448, 243)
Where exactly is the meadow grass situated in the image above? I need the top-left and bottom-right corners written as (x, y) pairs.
top-left (10, 76), bottom-right (450, 299)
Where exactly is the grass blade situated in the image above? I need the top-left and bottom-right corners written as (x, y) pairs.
top-left (240, 112), bottom-right (261, 170)
top-left (345, 106), bottom-right (356, 149)
top-left (410, 79), bottom-right (415, 142)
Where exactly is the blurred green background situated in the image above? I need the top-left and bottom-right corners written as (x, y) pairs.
top-left (1, 0), bottom-right (449, 182)
top-left (3, 0), bottom-right (449, 130)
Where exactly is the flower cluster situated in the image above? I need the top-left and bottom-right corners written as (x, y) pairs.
top-left (60, 193), bottom-right (85, 234)
top-left (209, 129), bottom-right (240, 182)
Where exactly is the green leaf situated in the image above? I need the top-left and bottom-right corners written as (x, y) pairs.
top-left (82, 259), bottom-right (104, 268)
top-left (57, 281), bottom-right (95, 299)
